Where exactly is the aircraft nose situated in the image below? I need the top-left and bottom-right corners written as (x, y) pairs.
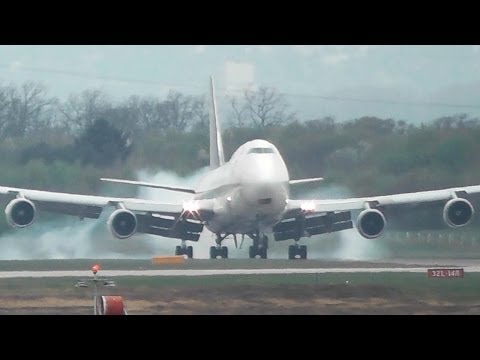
top-left (240, 182), bottom-right (287, 206)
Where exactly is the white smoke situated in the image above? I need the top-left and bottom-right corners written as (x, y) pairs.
top-left (0, 215), bottom-right (108, 260)
top-left (0, 208), bottom-right (177, 260)
top-left (0, 168), bottom-right (214, 260)
top-left (287, 182), bottom-right (392, 260)
top-left (135, 167), bottom-right (218, 259)
top-left (0, 166), bottom-right (391, 260)
top-left (135, 168), bottom-right (262, 259)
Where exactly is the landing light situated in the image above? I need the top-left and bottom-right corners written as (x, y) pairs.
top-left (183, 200), bottom-right (200, 213)
top-left (301, 201), bottom-right (315, 213)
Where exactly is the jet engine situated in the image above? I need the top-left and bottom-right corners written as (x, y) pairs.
top-left (5, 198), bottom-right (36, 228)
top-left (108, 209), bottom-right (138, 239)
top-left (356, 208), bottom-right (386, 239)
top-left (443, 198), bottom-right (474, 228)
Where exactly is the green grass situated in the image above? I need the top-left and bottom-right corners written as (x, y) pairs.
top-left (2, 273), bottom-right (480, 303)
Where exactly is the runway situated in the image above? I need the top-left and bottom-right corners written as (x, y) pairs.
top-left (0, 266), bottom-right (477, 278)
top-left (0, 258), bottom-right (478, 278)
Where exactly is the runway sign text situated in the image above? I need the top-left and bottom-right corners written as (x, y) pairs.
top-left (427, 268), bottom-right (464, 278)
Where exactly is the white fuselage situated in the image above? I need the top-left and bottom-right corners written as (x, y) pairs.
top-left (194, 139), bottom-right (289, 235)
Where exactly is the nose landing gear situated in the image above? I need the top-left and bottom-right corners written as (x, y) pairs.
top-left (210, 233), bottom-right (231, 259)
top-left (248, 231), bottom-right (269, 259)
top-left (210, 245), bottom-right (228, 259)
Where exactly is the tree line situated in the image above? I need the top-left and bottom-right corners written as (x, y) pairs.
top-left (1, 80), bottom-right (479, 195)
top-left (0, 80), bottom-right (479, 234)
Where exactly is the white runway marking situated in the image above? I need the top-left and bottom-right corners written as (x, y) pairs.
top-left (0, 266), bottom-right (478, 278)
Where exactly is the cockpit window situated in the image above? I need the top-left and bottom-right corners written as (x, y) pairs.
top-left (248, 147), bottom-right (275, 154)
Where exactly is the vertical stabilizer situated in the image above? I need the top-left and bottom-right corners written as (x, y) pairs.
top-left (209, 76), bottom-right (225, 169)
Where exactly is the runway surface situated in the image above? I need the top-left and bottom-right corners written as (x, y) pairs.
top-left (0, 258), bottom-right (479, 278)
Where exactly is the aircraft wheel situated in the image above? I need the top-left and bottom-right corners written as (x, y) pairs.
top-left (288, 245), bottom-right (295, 260)
top-left (221, 246), bottom-right (228, 259)
top-left (175, 246), bottom-right (182, 256)
top-left (300, 245), bottom-right (307, 260)
top-left (259, 247), bottom-right (267, 259)
top-left (249, 246), bottom-right (256, 259)
top-left (210, 246), bottom-right (217, 259)
top-left (96, 296), bottom-right (127, 315)
top-left (186, 246), bottom-right (193, 259)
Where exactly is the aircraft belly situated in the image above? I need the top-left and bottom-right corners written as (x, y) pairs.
top-left (205, 190), bottom-right (285, 234)
top-left (206, 213), bottom-right (280, 234)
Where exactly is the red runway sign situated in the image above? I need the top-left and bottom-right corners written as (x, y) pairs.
top-left (427, 268), bottom-right (464, 278)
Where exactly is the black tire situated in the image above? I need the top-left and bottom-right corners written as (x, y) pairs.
top-left (300, 245), bottom-right (307, 260)
top-left (186, 246), bottom-right (193, 259)
top-left (288, 245), bottom-right (295, 259)
top-left (221, 246), bottom-right (228, 259)
top-left (249, 246), bottom-right (256, 259)
top-left (210, 246), bottom-right (217, 259)
top-left (175, 246), bottom-right (182, 256)
top-left (262, 235), bottom-right (269, 248)
top-left (260, 247), bottom-right (267, 259)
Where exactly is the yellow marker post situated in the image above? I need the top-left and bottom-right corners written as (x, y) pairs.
top-left (151, 255), bottom-right (185, 265)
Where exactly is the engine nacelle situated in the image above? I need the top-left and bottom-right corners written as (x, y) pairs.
top-left (5, 198), bottom-right (36, 228)
top-left (443, 198), bottom-right (474, 228)
top-left (108, 209), bottom-right (138, 239)
top-left (357, 208), bottom-right (386, 239)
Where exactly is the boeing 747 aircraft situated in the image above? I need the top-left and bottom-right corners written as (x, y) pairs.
top-left (1, 77), bottom-right (479, 259)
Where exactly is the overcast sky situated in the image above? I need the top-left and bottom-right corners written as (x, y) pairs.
top-left (1, 45), bottom-right (479, 123)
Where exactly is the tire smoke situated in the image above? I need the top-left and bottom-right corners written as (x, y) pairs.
top-left (0, 169), bottom-right (391, 260)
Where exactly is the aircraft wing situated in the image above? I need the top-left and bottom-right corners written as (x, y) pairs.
top-left (0, 186), bottom-right (215, 241)
top-left (100, 178), bottom-right (196, 194)
top-left (286, 185), bottom-right (480, 214)
top-left (275, 184), bottom-right (480, 241)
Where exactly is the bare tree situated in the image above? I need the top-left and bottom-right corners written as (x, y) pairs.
top-left (125, 96), bottom-right (163, 132)
top-left (229, 87), bottom-right (295, 128)
top-left (305, 116), bottom-right (336, 131)
top-left (0, 85), bottom-right (13, 137)
top-left (2, 82), bottom-right (56, 138)
top-left (227, 95), bottom-right (248, 127)
top-left (245, 87), bottom-right (295, 128)
top-left (433, 113), bottom-right (480, 130)
top-left (191, 95), bottom-right (209, 129)
top-left (58, 89), bottom-right (111, 134)
top-left (161, 91), bottom-right (196, 131)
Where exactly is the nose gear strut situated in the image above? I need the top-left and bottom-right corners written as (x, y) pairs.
top-left (247, 229), bottom-right (268, 259)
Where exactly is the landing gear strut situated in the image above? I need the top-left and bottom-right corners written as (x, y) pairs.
top-left (248, 231), bottom-right (268, 259)
top-left (288, 241), bottom-right (307, 260)
top-left (210, 233), bottom-right (230, 259)
top-left (175, 240), bottom-right (193, 258)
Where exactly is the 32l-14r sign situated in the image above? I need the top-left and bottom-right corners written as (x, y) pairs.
top-left (427, 268), bottom-right (464, 278)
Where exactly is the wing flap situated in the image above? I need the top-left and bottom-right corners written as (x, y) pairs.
top-left (137, 213), bottom-right (203, 242)
top-left (273, 211), bottom-right (352, 241)
top-left (36, 201), bottom-right (103, 219)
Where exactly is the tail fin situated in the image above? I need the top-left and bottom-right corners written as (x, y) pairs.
top-left (209, 76), bottom-right (225, 170)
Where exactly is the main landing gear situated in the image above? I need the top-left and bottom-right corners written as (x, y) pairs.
top-left (288, 241), bottom-right (307, 260)
top-left (248, 231), bottom-right (268, 259)
top-left (210, 233), bottom-right (230, 259)
top-left (175, 240), bottom-right (193, 258)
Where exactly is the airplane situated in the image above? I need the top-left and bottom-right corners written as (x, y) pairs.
top-left (0, 76), bottom-right (479, 260)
